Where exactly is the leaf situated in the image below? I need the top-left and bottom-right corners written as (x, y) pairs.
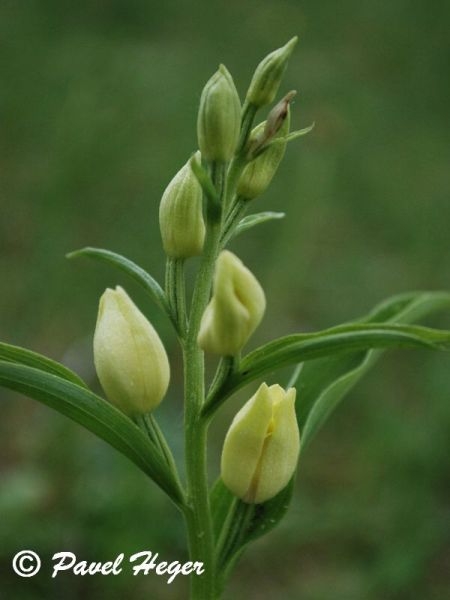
top-left (211, 478), bottom-right (294, 591)
top-left (231, 212), bottom-right (285, 240)
top-left (0, 361), bottom-right (184, 508)
top-left (207, 291), bottom-right (450, 584)
top-left (66, 247), bottom-right (176, 329)
top-left (0, 342), bottom-right (87, 388)
top-left (297, 291), bottom-right (450, 450)
top-left (259, 122), bottom-right (315, 154)
top-left (283, 121), bottom-right (315, 142)
top-left (203, 319), bottom-right (450, 416)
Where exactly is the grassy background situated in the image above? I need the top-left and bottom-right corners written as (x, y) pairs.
top-left (1, 1), bottom-right (449, 598)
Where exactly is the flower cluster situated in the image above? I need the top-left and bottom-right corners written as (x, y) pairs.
top-left (93, 37), bottom-right (303, 504)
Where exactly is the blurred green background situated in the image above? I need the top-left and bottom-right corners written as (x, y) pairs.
top-left (1, 1), bottom-right (449, 598)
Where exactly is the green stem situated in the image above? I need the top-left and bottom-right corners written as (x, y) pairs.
top-left (214, 500), bottom-right (255, 597)
top-left (134, 414), bottom-right (185, 506)
top-left (237, 102), bottom-right (258, 155)
top-left (184, 161), bottom-right (226, 599)
top-left (206, 356), bottom-right (238, 408)
top-left (166, 258), bottom-right (187, 338)
top-left (143, 413), bottom-right (180, 478)
top-left (183, 111), bottom-right (257, 599)
top-left (223, 103), bottom-right (257, 212)
top-left (220, 196), bottom-right (248, 247)
top-left (217, 501), bottom-right (254, 570)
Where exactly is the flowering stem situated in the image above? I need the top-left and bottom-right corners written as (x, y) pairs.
top-left (183, 161), bottom-right (226, 599)
top-left (182, 105), bottom-right (257, 600)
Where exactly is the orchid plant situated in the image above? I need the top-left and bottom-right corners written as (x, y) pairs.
top-left (2, 38), bottom-right (450, 599)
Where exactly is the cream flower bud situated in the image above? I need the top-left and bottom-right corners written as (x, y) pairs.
top-left (198, 251), bottom-right (266, 356)
top-left (159, 152), bottom-right (205, 258)
top-left (221, 383), bottom-right (300, 503)
top-left (237, 109), bottom-right (290, 200)
top-left (93, 286), bottom-right (170, 416)
top-left (197, 65), bottom-right (241, 162)
top-left (246, 37), bottom-right (298, 108)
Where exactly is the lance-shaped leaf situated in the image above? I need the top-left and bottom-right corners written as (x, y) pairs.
top-left (203, 319), bottom-right (450, 416)
top-left (0, 342), bottom-right (87, 388)
top-left (208, 291), bottom-right (450, 586)
top-left (297, 291), bottom-right (450, 450)
top-left (0, 361), bottom-right (185, 509)
top-left (231, 211), bottom-right (285, 240)
top-left (66, 247), bottom-right (176, 331)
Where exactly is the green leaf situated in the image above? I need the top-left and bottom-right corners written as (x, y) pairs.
top-left (258, 122), bottom-right (315, 155)
top-left (297, 291), bottom-right (450, 450)
top-left (0, 342), bottom-right (87, 388)
top-left (0, 361), bottom-right (184, 508)
top-left (66, 247), bottom-right (176, 329)
top-left (211, 478), bottom-right (294, 591)
top-left (231, 211), bottom-right (285, 240)
top-left (207, 291), bottom-right (450, 584)
top-left (203, 318), bottom-right (450, 417)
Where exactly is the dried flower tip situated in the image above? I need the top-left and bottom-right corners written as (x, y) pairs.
top-left (247, 91), bottom-right (296, 158)
top-left (238, 109), bottom-right (290, 200)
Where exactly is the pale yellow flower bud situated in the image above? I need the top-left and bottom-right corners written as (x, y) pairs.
top-left (237, 108), bottom-right (290, 200)
top-left (93, 286), bottom-right (170, 416)
top-left (197, 251), bottom-right (266, 356)
top-left (159, 152), bottom-right (205, 258)
top-left (221, 383), bottom-right (300, 504)
top-left (246, 37), bottom-right (298, 108)
top-left (197, 65), bottom-right (242, 162)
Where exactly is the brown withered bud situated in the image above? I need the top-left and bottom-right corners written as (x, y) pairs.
top-left (246, 91), bottom-right (296, 159)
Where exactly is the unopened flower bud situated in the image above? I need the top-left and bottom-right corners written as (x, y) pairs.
top-left (237, 108), bottom-right (290, 200)
top-left (221, 383), bottom-right (300, 503)
top-left (263, 90), bottom-right (296, 141)
top-left (246, 37), bottom-right (298, 108)
top-left (159, 152), bottom-right (205, 258)
top-left (198, 251), bottom-right (265, 356)
top-left (93, 286), bottom-right (170, 416)
top-left (197, 65), bottom-right (241, 162)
